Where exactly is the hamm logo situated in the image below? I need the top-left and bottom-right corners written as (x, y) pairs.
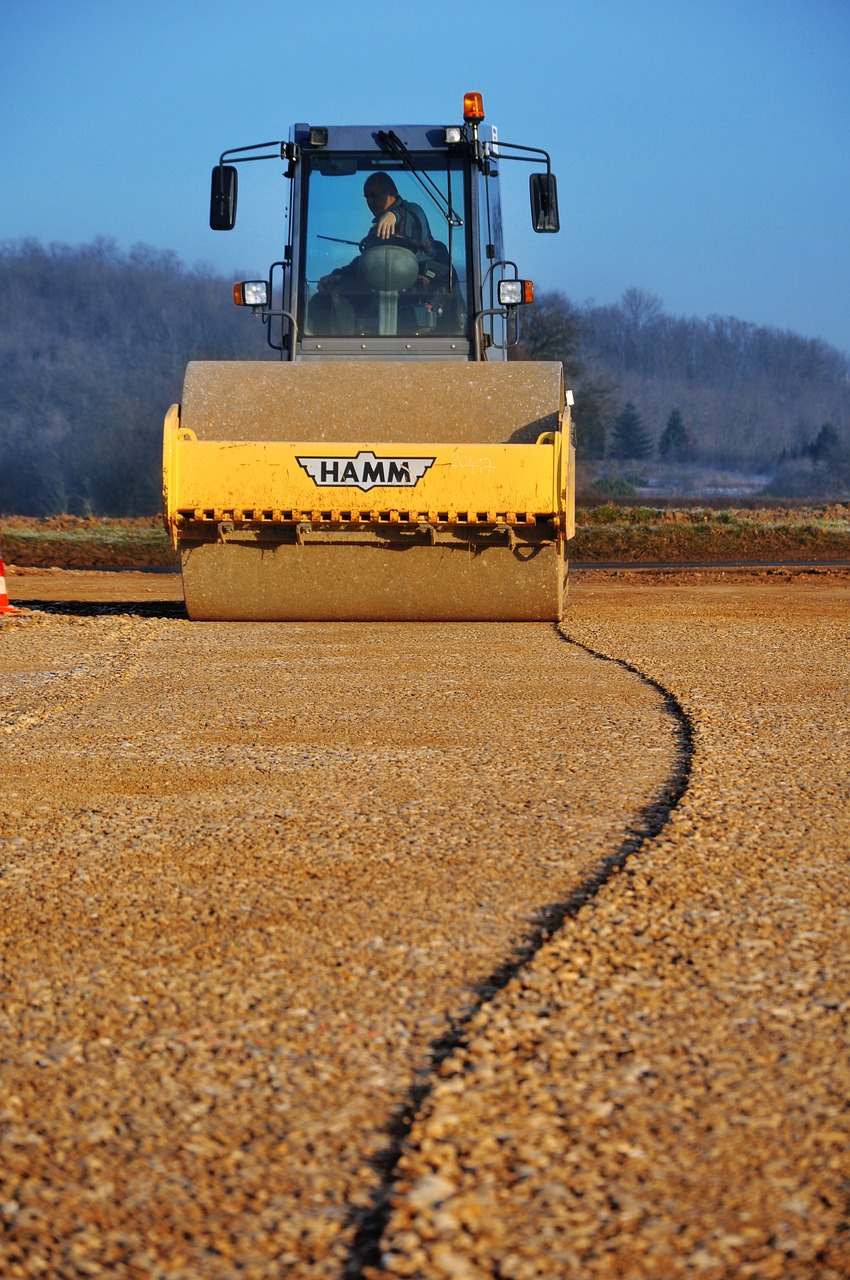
top-left (296, 451), bottom-right (436, 492)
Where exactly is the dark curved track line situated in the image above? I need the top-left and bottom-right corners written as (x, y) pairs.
top-left (343, 626), bottom-right (696, 1277)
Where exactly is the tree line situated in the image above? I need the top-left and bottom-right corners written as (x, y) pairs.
top-left (0, 238), bottom-right (270, 516)
top-left (514, 287), bottom-right (850, 497)
top-left (2, 241), bottom-right (848, 516)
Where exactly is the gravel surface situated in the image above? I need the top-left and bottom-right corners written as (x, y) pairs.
top-left (375, 569), bottom-right (850, 1279)
top-left (1, 577), bottom-right (677, 1279)
top-left (1, 568), bottom-right (847, 1279)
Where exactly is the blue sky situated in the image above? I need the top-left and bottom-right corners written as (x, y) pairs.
top-left (4, 0), bottom-right (849, 356)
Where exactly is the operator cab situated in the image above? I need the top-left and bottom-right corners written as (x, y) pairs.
top-left (213, 93), bottom-right (559, 363)
top-left (291, 127), bottom-right (471, 360)
top-left (299, 148), bottom-right (469, 343)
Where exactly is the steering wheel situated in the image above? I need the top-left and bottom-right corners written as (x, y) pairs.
top-left (359, 233), bottom-right (421, 256)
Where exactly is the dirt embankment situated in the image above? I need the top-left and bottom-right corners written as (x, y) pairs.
top-left (572, 503), bottom-right (850, 562)
top-left (2, 507), bottom-right (849, 569)
top-left (0, 517), bottom-right (176, 569)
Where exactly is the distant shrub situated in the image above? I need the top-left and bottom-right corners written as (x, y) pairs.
top-left (591, 475), bottom-right (637, 497)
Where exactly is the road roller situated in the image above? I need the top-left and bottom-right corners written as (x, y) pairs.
top-left (162, 92), bottom-right (575, 620)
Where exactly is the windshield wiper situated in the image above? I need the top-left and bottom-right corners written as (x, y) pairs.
top-left (377, 130), bottom-right (464, 227)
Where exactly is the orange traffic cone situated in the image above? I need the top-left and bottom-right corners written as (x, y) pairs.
top-left (0, 551), bottom-right (23, 616)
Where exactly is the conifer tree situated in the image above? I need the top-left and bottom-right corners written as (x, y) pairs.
top-left (807, 421), bottom-right (840, 461)
top-left (610, 400), bottom-right (653, 460)
top-left (658, 406), bottom-right (692, 460)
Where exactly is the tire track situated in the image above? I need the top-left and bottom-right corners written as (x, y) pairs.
top-left (368, 576), bottom-right (850, 1279)
top-left (344, 627), bottom-right (695, 1276)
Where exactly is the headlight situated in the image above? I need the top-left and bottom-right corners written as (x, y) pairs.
top-left (234, 281), bottom-right (269, 307)
top-left (497, 279), bottom-right (534, 307)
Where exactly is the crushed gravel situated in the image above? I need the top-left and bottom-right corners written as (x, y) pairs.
top-left (1, 590), bottom-right (676, 1278)
top-left (1, 568), bottom-right (847, 1278)
top-left (374, 570), bottom-right (850, 1279)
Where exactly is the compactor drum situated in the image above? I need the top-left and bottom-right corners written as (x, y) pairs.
top-left (162, 93), bottom-right (575, 620)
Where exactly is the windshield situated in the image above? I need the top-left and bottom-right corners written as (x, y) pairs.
top-left (300, 153), bottom-right (469, 339)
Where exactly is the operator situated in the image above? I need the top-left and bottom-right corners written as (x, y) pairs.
top-left (310, 172), bottom-right (438, 334)
top-left (317, 171), bottom-right (435, 295)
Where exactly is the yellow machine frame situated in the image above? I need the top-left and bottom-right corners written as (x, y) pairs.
top-left (163, 411), bottom-right (572, 546)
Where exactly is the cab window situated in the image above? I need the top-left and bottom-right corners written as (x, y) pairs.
top-left (301, 155), bottom-right (468, 338)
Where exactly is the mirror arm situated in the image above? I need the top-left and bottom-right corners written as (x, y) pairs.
top-left (486, 140), bottom-right (553, 176)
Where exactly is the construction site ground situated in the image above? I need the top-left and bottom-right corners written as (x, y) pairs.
top-left (1, 565), bottom-right (848, 1279)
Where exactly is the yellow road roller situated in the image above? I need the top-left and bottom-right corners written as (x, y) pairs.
top-left (162, 92), bottom-right (575, 620)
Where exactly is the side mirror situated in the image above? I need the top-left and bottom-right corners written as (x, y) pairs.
top-left (210, 164), bottom-right (238, 231)
top-left (530, 172), bottom-right (560, 233)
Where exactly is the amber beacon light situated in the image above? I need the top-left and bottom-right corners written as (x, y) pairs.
top-left (463, 92), bottom-right (485, 123)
